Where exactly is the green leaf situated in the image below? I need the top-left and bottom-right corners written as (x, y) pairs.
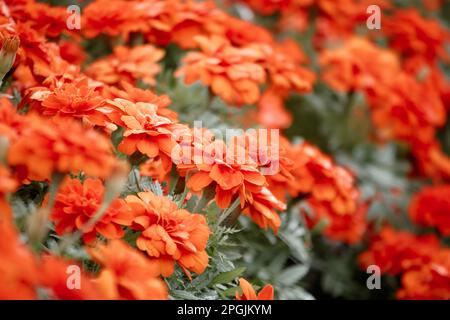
top-left (211, 267), bottom-right (246, 286)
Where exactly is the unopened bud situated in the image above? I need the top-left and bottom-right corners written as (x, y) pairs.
top-left (0, 35), bottom-right (19, 83)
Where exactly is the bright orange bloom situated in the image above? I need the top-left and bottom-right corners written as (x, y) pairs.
top-left (107, 98), bottom-right (183, 170)
top-left (235, 278), bottom-right (274, 300)
top-left (89, 240), bottom-right (168, 300)
top-left (39, 255), bottom-right (103, 300)
top-left (242, 187), bottom-right (285, 233)
top-left (257, 88), bottom-right (292, 129)
top-left (396, 251), bottom-right (450, 300)
top-left (49, 178), bottom-right (133, 244)
top-left (0, 96), bottom-right (24, 142)
top-left (86, 45), bottom-right (164, 87)
top-left (409, 185), bottom-right (450, 236)
top-left (7, 114), bottom-right (117, 181)
top-left (103, 81), bottom-right (177, 121)
top-left (58, 40), bottom-right (87, 66)
top-left (0, 165), bottom-right (17, 222)
top-left (83, 0), bottom-right (151, 39)
top-left (384, 9), bottom-right (450, 64)
top-left (180, 137), bottom-right (267, 209)
top-left (305, 199), bottom-right (367, 244)
top-left (176, 35), bottom-right (266, 106)
top-left (0, 219), bottom-right (39, 299)
top-left (359, 226), bottom-right (441, 275)
top-left (26, 77), bottom-right (115, 129)
top-left (126, 191), bottom-right (210, 278)
top-left (360, 226), bottom-right (450, 299)
top-left (319, 37), bottom-right (400, 94)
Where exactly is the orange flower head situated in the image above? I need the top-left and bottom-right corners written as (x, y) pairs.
top-left (235, 278), bottom-right (274, 300)
top-left (49, 178), bottom-right (133, 244)
top-left (107, 98), bottom-right (182, 169)
top-left (409, 185), bottom-right (450, 236)
top-left (176, 35), bottom-right (266, 106)
top-left (89, 240), bottom-right (168, 300)
top-left (86, 45), bottom-right (164, 87)
top-left (126, 191), bottom-right (211, 278)
top-left (0, 219), bottom-right (39, 299)
top-left (7, 113), bottom-right (117, 181)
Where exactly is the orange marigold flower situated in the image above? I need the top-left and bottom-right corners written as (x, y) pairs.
top-left (0, 219), bottom-right (39, 299)
top-left (396, 252), bottom-right (450, 300)
top-left (58, 40), bottom-right (87, 66)
top-left (86, 45), bottom-right (164, 87)
top-left (235, 278), bottom-right (274, 300)
top-left (409, 185), bottom-right (450, 236)
top-left (107, 98), bottom-right (183, 169)
top-left (49, 178), bottom-right (133, 244)
top-left (257, 88), bottom-right (292, 129)
top-left (83, 0), bottom-right (151, 39)
top-left (180, 137), bottom-right (267, 209)
top-left (126, 191), bottom-right (211, 278)
top-left (26, 77), bottom-right (115, 129)
top-left (7, 114), bottom-right (117, 181)
top-left (103, 81), bottom-right (177, 121)
top-left (304, 199), bottom-right (367, 244)
top-left (359, 226), bottom-right (442, 275)
top-left (0, 165), bottom-right (17, 222)
top-left (176, 35), bottom-right (266, 106)
top-left (89, 240), bottom-right (168, 300)
top-left (39, 255), bottom-right (102, 300)
top-left (384, 9), bottom-right (450, 64)
top-left (242, 187), bottom-right (285, 233)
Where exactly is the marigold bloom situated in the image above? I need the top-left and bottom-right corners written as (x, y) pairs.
top-left (103, 81), bottom-right (177, 120)
top-left (384, 9), bottom-right (450, 64)
top-left (107, 98), bottom-right (182, 170)
top-left (7, 114), bottom-right (117, 181)
top-left (396, 252), bottom-right (450, 300)
top-left (0, 219), bottom-right (39, 299)
top-left (39, 255), bottom-right (102, 300)
top-left (26, 77), bottom-right (115, 129)
top-left (359, 226), bottom-right (441, 275)
top-left (235, 278), bottom-right (274, 300)
top-left (126, 191), bottom-right (210, 278)
top-left (305, 199), bottom-right (367, 244)
top-left (176, 35), bottom-right (266, 106)
top-left (89, 240), bottom-right (168, 300)
top-left (242, 187), bottom-right (285, 233)
top-left (86, 45), bottom-right (164, 87)
top-left (49, 178), bottom-right (133, 244)
top-left (409, 185), bottom-right (450, 236)
top-left (180, 138), bottom-right (267, 209)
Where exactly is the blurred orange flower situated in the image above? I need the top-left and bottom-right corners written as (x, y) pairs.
top-left (89, 240), bottom-right (168, 300)
top-left (86, 45), bottom-right (164, 87)
top-left (409, 185), bottom-right (450, 236)
top-left (7, 114), bottom-right (117, 181)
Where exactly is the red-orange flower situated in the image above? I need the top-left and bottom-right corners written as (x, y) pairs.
top-left (49, 178), bottom-right (133, 244)
top-left (126, 191), bottom-right (211, 278)
top-left (409, 185), bottom-right (450, 236)
top-left (107, 98), bottom-right (184, 170)
top-left (359, 226), bottom-right (441, 275)
top-left (384, 9), bottom-right (450, 64)
top-left (176, 35), bottom-right (266, 106)
top-left (89, 240), bottom-right (168, 300)
top-left (235, 278), bottom-right (274, 300)
top-left (26, 77), bottom-right (115, 129)
top-left (0, 219), bottom-right (39, 299)
top-left (86, 45), bottom-right (164, 87)
top-left (7, 114), bottom-right (117, 181)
